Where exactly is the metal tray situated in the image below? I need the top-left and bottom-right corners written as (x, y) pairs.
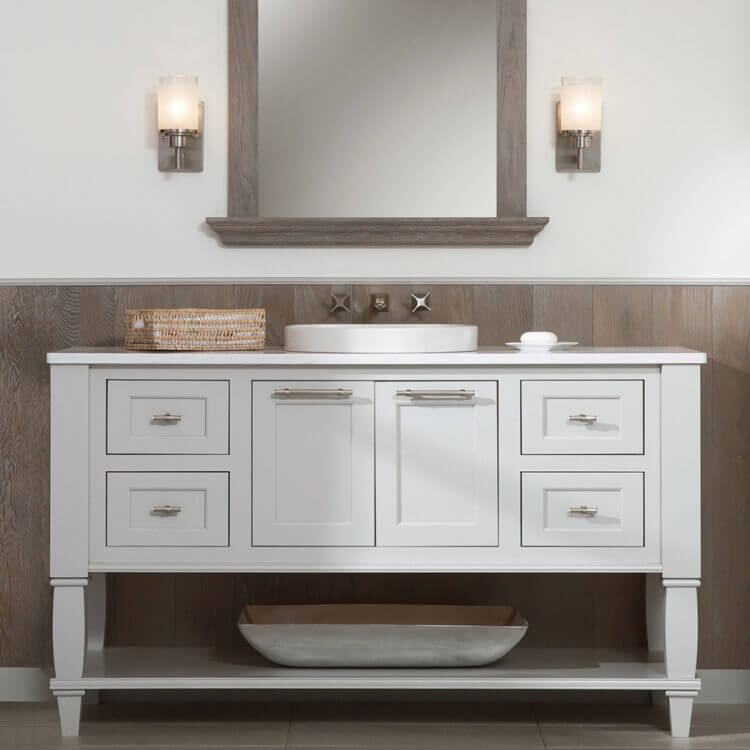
top-left (237, 604), bottom-right (528, 668)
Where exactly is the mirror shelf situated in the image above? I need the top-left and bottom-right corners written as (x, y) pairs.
top-left (206, 217), bottom-right (548, 248)
top-left (208, 0), bottom-right (548, 248)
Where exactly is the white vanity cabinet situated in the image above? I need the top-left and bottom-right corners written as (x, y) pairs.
top-left (47, 347), bottom-right (705, 739)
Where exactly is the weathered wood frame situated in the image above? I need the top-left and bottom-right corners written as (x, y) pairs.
top-left (207, 0), bottom-right (548, 247)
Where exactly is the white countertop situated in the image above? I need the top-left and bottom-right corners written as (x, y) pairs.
top-left (47, 346), bottom-right (707, 366)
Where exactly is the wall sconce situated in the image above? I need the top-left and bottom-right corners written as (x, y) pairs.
top-left (556, 76), bottom-right (602, 173)
top-left (157, 75), bottom-right (203, 172)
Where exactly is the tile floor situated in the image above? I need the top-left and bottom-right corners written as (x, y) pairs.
top-left (1, 700), bottom-right (750, 748)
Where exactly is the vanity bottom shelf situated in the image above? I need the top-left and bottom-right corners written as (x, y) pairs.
top-left (51, 647), bottom-right (700, 692)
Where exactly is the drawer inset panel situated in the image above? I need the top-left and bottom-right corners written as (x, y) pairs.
top-left (107, 472), bottom-right (229, 547)
top-left (522, 472), bottom-right (644, 547)
top-left (107, 380), bottom-right (229, 454)
top-left (521, 380), bottom-right (643, 454)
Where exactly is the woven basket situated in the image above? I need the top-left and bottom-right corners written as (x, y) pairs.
top-left (124, 308), bottom-right (266, 351)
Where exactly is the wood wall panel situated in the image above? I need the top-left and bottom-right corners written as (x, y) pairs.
top-left (533, 285), bottom-right (593, 345)
top-left (708, 287), bottom-right (748, 668)
top-left (472, 285), bottom-right (533, 345)
top-left (0, 283), bottom-right (741, 669)
top-left (0, 287), bottom-right (78, 666)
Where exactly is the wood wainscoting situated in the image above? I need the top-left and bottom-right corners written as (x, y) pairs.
top-left (0, 284), bottom-right (743, 669)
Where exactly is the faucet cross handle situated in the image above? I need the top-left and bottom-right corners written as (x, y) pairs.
top-left (410, 291), bottom-right (431, 313)
top-left (329, 290), bottom-right (351, 314)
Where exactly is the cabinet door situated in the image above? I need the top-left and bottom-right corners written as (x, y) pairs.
top-left (376, 381), bottom-right (498, 546)
top-left (252, 381), bottom-right (374, 546)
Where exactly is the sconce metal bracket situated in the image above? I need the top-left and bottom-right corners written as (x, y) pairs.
top-left (159, 102), bottom-right (204, 172)
top-left (555, 102), bottom-right (601, 173)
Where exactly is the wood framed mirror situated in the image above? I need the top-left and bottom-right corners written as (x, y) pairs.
top-left (207, 0), bottom-right (548, 247)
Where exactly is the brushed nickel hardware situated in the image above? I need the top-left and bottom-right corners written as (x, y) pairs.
top-left (329, 291), bottom-right (351, 314)
top-left (569, 506), bottom-right (599, 517)
top-left (410, 292), bottom-right (431, 313)
top-left (273, 388), bottom-right (353, 399)
top-left (151, 505), bottom-right (182, 515)
top-left (152, 413), bottom-right (182, 425)
top-left (396, 389), bottom-right (475, 400)
top-left (569, 414), bottom-right (598, 424)
top-left (371, 293), bottom-right (389, 312)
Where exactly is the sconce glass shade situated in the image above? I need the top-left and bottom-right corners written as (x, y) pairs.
top-left (560, 76), bottom-right (602, 132)
top-left (157, 75), bottom-right (200, 132)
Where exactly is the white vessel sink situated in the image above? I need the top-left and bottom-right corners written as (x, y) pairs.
top-left (284, 324), bottom-right (478, 353)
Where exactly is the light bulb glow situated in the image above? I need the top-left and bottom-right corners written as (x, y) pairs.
top-left (560, 76), bottom-right (602, 132)
top-left (158, 75), bottom-right (199, 132)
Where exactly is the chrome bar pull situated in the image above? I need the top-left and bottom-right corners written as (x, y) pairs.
top-left (396, 389), bottom-right (475, 400)
top-left (151, 505), bottom-right (182, 515)
top-left (569, 414), bottom-right (598, 424)
top-left (273, 388), bottom-right (353, 399)
top-left (569, 505), bottom-right (598, 517)
top-left (152, 413), bottom-right (182, 425)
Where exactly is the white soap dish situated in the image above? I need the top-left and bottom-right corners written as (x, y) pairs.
top-left (505, 341), bottom-right (578, 352)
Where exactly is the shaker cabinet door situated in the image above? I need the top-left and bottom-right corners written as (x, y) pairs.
top-left (375, 381), bottom-right (498, 546)
top-left (252, 381), bottom-right (375, 546)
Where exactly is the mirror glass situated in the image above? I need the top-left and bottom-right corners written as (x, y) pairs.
top-left (258, 0), bottom-right (497, 218)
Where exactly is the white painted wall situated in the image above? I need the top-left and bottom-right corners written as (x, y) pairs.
top-left (1, 0), bottom-right (748, 281)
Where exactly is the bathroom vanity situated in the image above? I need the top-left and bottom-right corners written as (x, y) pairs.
top-left (48, 346), bottom-right (704, 736)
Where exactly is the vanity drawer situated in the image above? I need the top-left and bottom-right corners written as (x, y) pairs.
top-left (521, 380), bottom-right (643, 454)
top-left (521, 472), bottom-right (644, 547)
top-left (106, 472), bottom-right (229, 547)
top-left (107, 380), bottom-right (229, 454)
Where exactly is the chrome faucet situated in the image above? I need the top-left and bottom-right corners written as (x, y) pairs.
top-left (371, 293), bottom-right (389, 312)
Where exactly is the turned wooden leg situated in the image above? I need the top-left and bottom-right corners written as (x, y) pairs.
top-left (664, 579), bottom-right (699, 738)
top-left (52, 579), bottom-right (87, 736)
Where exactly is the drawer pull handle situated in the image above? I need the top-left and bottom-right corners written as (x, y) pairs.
top-left (273, 388), bottom-right (353, 399)
top-left (569, 505), bottom-right (599, 517)
top-left (151, 505), bottom-right (182, 516)
top-left (152, 413), bottom-right (182, 424)
top-left (396, 389), bottom-right (475, 400)
top-left (569, 413), bottom-right (598, 424)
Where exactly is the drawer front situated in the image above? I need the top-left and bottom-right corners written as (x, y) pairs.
top-left (522, 472), bottom-right (644, 547)
top-left (376, 381), bottom-right (498, 546)
top-left (107, 472), bottom-right (229, 547)
top-left (107, 380), bottom-right (229, 454)
top-left (252, 381), bottom-right (375, 546)
top-left (521, 380), bottom-right (644, 454)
